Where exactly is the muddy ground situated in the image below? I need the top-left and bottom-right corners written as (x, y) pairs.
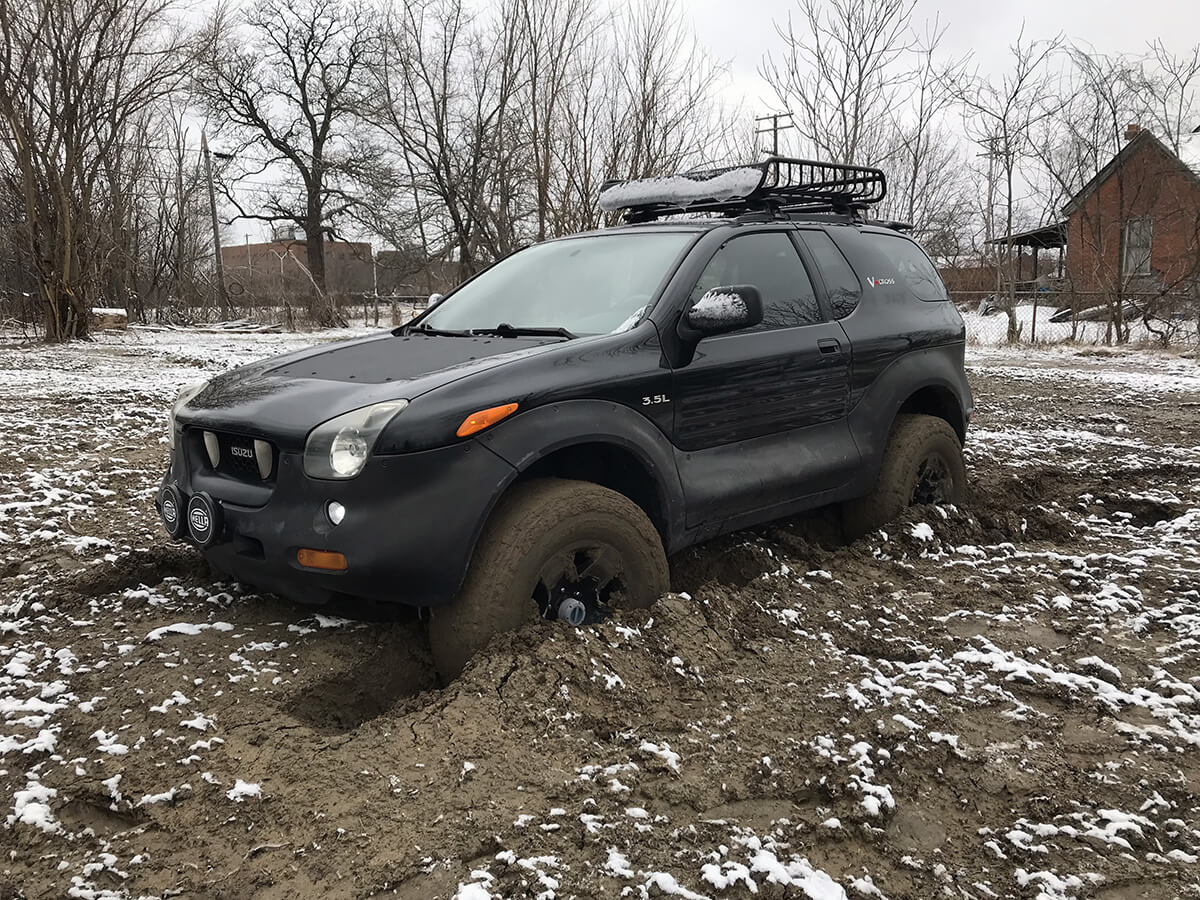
top-left (1, 332), bottom-right (1198, 900)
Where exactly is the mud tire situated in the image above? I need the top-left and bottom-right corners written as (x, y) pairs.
top-left (842, 413), bottom-right (966, 540)
top-left (428, 478), bottom-right (669, 681)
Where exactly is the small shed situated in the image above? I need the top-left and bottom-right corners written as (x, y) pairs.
top-left (985, 222), bottom-right (1067, 285)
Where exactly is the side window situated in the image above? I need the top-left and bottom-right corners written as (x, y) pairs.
top-left (690, 232), bottom-right (822, 331)
top-left (869, 234), bottom-right (949, 302)
top-left (1122, 217), bottom-right (1153, 277)
top-left (800, 230), bottom-right (862, 318)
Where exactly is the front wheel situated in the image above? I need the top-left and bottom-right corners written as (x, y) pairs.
top-left (428, 478), bottom-right (669, 680)
top-left (842, 413), bottom-right (966, 540)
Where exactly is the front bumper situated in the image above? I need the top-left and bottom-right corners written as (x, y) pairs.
top-left (156, 438), bottom-right (517, 606)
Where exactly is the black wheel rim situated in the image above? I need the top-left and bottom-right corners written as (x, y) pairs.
top-left (912, 455), bottom-right (952, 505)
top-left (532, 541), bottom-right (628, 625)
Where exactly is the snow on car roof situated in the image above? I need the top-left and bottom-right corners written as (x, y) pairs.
top-left (598, 167), bottom-right (764, 212)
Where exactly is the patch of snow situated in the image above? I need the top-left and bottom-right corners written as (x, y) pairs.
top-left (7, 777), bottom-right (60, 832)
top-left (605, 847), bottom-right (634, 878)
top-left (690, 290), bottom-right (747, 325)
top-left (639, 740), bottom-right (681, 773)
top-left (145, 621), bottom-right (234, 641)
top-left (910, 522), bottom-right (935, 541)
top-left (225, 779), bottom-right (261, 802)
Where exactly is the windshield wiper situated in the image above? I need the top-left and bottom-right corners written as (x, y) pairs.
top-left (399, 322), bottom-right (473, 337)
top-left (472, 323), bottom-right (577, 339)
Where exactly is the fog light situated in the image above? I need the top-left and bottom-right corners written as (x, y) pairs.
top-left (326, 501), bottom-right (346, 526)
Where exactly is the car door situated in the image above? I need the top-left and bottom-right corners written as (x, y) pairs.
top-left (670, 229), bottom-right (860, 526)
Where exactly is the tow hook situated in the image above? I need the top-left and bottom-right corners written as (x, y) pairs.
top-left (557, 597), bottom-right (586, 626)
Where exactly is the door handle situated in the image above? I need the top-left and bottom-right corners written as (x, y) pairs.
top-left (818, 338), bottom-right (841, 355)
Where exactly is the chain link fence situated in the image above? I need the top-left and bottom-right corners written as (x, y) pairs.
top-left (953, 290), bottom-right (1200, 349)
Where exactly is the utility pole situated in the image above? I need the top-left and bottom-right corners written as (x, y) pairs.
top-left (755, 112), bottom-right (794, 157)
top-left (201, 131), bottom-right (231, 316)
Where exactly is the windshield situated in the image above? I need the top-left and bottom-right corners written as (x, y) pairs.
top-left (419, 232), bottom-right (696, 336)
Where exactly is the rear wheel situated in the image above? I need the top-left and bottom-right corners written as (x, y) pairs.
top-left (428, 478), bottom-right (669, 680)
top-left (842, 413), bottom-right (966, 539)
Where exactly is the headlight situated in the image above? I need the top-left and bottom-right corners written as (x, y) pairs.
top-left (168, 382), bottom-right (207, 448)
top-left (303, 400), bottom-right (408, 479)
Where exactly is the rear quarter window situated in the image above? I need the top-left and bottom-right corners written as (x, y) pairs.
top-left (868, 234), bottom-right (949, 302)
top-left (800, 230), bottom-right (862, 318)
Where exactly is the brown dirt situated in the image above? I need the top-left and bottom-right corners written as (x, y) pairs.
top-left (1, 341), bottom-right (1199, 899)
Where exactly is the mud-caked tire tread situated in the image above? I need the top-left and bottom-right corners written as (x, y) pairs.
top-left (842, 413), bottom-right (966, 540)
top-left (428, 478), bottom-right (669, 680)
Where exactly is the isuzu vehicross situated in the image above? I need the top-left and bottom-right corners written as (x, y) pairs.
top-left (158, 157), bottom-right (973, 678)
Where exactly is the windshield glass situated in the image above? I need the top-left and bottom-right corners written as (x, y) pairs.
top-left (420, 232), bottom-right (695, 336)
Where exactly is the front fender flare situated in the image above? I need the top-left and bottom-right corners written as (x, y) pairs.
top-left (476, 400), bottom-right (688, 552)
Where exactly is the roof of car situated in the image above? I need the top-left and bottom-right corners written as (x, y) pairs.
top-left (564, 217), bottom-right (911, 240)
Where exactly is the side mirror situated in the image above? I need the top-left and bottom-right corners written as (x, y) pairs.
top-left (427, 292), bottom-right (445, 308)
top-left (681, 285), bottom-right (763, 338)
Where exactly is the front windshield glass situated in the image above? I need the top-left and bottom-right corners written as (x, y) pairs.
top-left (420, 232), bottom-right (696, 336)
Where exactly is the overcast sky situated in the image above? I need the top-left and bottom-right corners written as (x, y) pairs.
top-left (230, 0), bottom-right (1198, 244)
top-left (687, 0), bottom-right (1199, 117)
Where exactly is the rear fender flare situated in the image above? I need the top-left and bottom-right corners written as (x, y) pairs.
top-left (849, 349), bottom-right (969, 479)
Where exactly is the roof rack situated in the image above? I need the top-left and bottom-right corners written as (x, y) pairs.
top-left (599, 156), bottom-right (887, 223)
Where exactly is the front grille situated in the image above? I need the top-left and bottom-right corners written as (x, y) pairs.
top-left (220, 436), bottom-right (265, 481)
top-left (188, 430), bottom-right (276, 484)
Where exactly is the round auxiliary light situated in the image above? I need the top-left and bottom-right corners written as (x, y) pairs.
top-left (159, 484), bottom-right (185, 539)
top-left (329, 426), bottom-right (369, 477)
top-left (326, 501), bottom-right (346, 526)
top-left (186, 492), bottom-right (221, 548)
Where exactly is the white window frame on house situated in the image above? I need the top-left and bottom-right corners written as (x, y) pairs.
top-left (1122, 217), bottom-right (1153, 278)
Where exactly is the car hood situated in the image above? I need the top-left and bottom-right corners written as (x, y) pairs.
top-left (176, 331), bottom-right (567, 446)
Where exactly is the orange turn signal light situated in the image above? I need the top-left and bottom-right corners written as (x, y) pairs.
top-left (297, 548), bottom-right (347, 571)
top-left (457, 403), bottom-right (518, 437)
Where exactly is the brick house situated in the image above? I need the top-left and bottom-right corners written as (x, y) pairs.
top-left (1062, 126), bottom-right (1200, 300)
top-left (221, 239), bottom-right (374, 299)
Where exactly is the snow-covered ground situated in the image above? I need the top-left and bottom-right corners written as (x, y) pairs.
top-left (1, 328), bottom-right (1198, 899)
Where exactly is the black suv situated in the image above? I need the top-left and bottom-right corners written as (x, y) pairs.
top-left (158, 158), bottom-right (973, 677)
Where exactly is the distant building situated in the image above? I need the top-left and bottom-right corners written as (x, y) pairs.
top-left (374, 251), bottom-right (458, 297)
top-left (935, 256), bottom-right (999, 300)
top-left (1062, 125), bottom-right (1200, 297)
top-left (222, 239), bottom-right (373, 298)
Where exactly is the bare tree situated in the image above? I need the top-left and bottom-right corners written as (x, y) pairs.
top-left (138, 109), bottom-right (218, 321)
top-left (878, 22), bottom-right (973, 244)
top-left (370, 0), bottom-right (529, 282)
top-left (607, 0), bottom-right (728, 180)
top-left (951, 30), bottom-right (1063, 342)
top-left (758, 0), bottom-right (975, 262)
top-left (760, 0), bottom-right (915, 165)
top-left (519, 0), bottom-right (597, 242)
top-left (1144, 40), bottom-right (1200, 154)
top-left (195, 0), bottom-right (377, 323)
top-left (0, 0), bottom-right (189, 340)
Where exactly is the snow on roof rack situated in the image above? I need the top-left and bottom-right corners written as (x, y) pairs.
top-left (599, 156), bottom-right (887, 223)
